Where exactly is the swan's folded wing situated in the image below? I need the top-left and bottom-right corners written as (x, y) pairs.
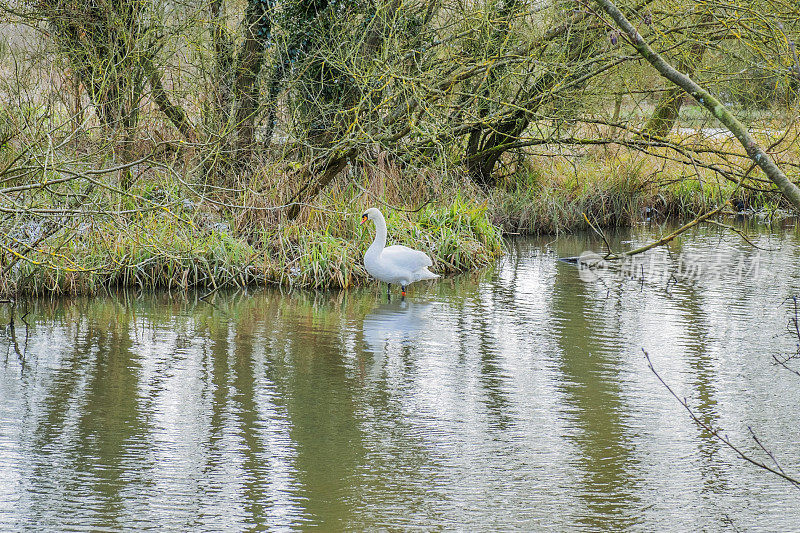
top-left (382, 245), bottom-right (433, 272)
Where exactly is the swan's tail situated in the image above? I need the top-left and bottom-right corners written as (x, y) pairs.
top-left (416, 267), bottom-right (440, 281)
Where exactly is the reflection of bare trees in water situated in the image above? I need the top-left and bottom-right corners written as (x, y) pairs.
top-left (3, 302), bottom-right (29, 371)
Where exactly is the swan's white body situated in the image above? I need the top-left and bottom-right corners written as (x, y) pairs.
top-left (361, 208), bottom-right (439, 293)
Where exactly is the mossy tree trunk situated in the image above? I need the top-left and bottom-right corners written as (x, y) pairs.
top-left (464, 1), bottom-right (608, 187)
top-left (142, 56), bottom-right (195, 142)
top-left (594, 0), bottom-right (800, 211)
top-left (464, 0), bottom-right (524, 188)
top-left (641, 10), bottom-right (713, 138)
top-left (209, 0), bottom-right (235, 124)
top-left (41, 0), bottom-right (145, 131)
top-left (231, 0), bottom-right (272, 164)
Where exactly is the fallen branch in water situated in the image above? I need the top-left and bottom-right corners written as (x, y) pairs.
top-left (581, 202), bottom-right (729, 262)
top-left (705, 220), bottom-right (778, 252)
top-left (610, 203), bottom-right (728, 259)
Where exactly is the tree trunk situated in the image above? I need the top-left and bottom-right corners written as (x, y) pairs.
top-left (466, 69), bottom-right (561, 187)
top-left (463, 0), bottom-right (523, 187)
top-left (594, 0), bottom-right (800, 211)
top-left (209, 0), bottom-right (235, 122)
top-left (612, 88), bottom-right (623, 122)
top-left (143, 56), bottom-right (195, 142)
top-left (465, 2), bottom-right (604, 186)
top-left (231, 0), bottom-right (271, 164)
top-left (287, 149), bottom-right (356, 219)
top-left (641, 11), bottom-right (712, 138)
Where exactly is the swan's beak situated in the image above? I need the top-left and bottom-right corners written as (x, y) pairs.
top-left (360, 215), bottom-right (367, 225)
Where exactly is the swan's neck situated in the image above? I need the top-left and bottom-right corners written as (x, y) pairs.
top-left (367, 212), bottom-right (387, 256)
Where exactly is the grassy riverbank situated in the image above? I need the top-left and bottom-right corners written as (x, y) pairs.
top-left (1, 149), bottom-right (794, 296)
top-left (490, 149), bottom-right (791, 234)
top-left (4, 185), bottom-right (505, 296)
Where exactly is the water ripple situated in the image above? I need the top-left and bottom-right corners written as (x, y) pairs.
top-left (0, 224), bottom-right (798, 530)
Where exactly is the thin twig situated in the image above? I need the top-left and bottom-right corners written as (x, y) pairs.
top-left (582, 212), bottom-right (615, 256)
top-left (643, 348), bottom-right (800, 490)
top-left (705, 220), bottom-right (778, 251)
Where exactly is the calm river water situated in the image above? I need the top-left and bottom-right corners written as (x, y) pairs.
top-left (1, 221), bottom-right (799, 531)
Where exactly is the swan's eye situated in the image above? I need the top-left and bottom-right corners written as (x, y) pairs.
top-left (361, 214), bottom-right (368, 221)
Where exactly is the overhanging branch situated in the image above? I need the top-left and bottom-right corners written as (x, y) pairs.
top-left (592, 0), bottom-right (800, 212)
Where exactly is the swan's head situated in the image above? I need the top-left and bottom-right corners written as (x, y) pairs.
top-left (360, 207), bottom-right (382, 225)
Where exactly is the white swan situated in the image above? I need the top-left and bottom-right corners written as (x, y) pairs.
top-left (361, 207), bottom-right (439, 297)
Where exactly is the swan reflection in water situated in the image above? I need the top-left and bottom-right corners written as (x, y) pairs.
top-left (361, 299), bottom-right (435, 358)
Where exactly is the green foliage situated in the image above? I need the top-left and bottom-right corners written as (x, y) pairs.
top-left (262, 193), bottom-right (503, 291)
top-left (0, 178), bottom-right (503, 294)
top-left (3, 0), bottom-right (800, 295)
